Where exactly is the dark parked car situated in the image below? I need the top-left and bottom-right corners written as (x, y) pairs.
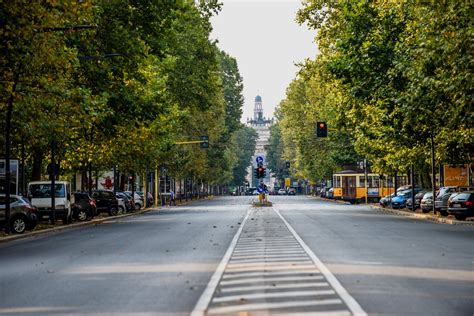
top-left (72, 192), bottom-right (97, 221)
top-left (91, 190), bottom-right (119, 216)
top-left (435, 186), bottom-right (458, 216)
top-left (406, 190), bottom-right (429, 210)
top-left (116, 192), bottom-right (133, 212)
top-left (0, 194), bottom-right (38, 234)
top-left (380, 193), bottom-right (396, 207)
top-left (447, 192), bottom-right (474, 221)
top-left (420, 192), bottom-right (434, 213)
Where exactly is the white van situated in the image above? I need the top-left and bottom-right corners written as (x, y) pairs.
top-left (27, 181), bottom-right (73, 223)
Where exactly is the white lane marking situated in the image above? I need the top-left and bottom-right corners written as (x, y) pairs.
top-left (222, 270), bottom-right (320, 279)
top-left (233, 249), bottom-right (305, 254)
top-left (220, 275), bottom-right (324, 286)
top-left (190, 209), bottom-right (251, 316)
top-left (274, 207), bottom-right (368, 316)
top-left (226, 261), bottom-right (313, 270)
top-left (220, 282), bottom-right (330, 293)
top-left (224, 264), bottom-right (316, 273)
top-left (231, 253), bottom-right (309, 260)
top-left (212, 289), bottom-right (336, 303)
top-left (266, 311), bottom-right (351, 316)
top-left (233, 246), bottom-right (303, 252)
top-left (236, 241), bottom-right (298, 246)
top-left (238, 237), bottom-right (295, 241)
top-left (207, 299), bottom-right (343, 314)
top-left (229, 257), bottom-right (312, 264)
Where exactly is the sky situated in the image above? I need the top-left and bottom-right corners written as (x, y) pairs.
top-left (210, 0), bottom-right (318, 123)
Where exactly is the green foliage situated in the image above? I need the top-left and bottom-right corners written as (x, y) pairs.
top-left (273, 1), bottom-right (474, 182)
top-left (1, 1), bottom-right (248, 188)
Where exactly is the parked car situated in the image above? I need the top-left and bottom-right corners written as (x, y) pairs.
top-left (406, 190), bottom-right (429, 210)
top-left (435, 186), bottom-right (459, 216)
top-left (125, 191), bottom-right (143, 210)
top-left (380, 193), bottom-right (396, 207)
top-left (91, 190), bottom-right (119, 216)
top-left (326, 188), bottom-right (334, 199)
top-left (447, 191), bottom-right (474, 221)
top-left (0, 194), bottom-right (38, 234)
top-left (391, 190), bottom-right (413, 209)
top-left (420, 192), bottom-right (434, 213)
top-left (278, 188), bottom-right (287, 195)
top-left (28, 181), bottom-right (73, 224)
top-left (116, 196), bottom-right (127, 214)
top-left (288, 188), bottom-right (296, 195)
top-left (72, 192), bottom-right (96, 221)
top-left (116, 192), bottom-right (133, 212)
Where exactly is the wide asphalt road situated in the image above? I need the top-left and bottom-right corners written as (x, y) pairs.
top-left (0, 195), bottom-right (472, 315)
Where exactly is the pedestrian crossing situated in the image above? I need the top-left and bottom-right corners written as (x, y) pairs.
top-left (191, 207), bottom-right (366, 316)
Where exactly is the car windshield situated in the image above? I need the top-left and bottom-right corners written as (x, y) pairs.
top-left (29, 184), bottom-right (65, 198)
top-left (452, 193), bottom-right (470, 201)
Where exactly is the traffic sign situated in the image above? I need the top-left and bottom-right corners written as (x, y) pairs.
top-left (257, 186), bottom-right (264, 193)
top-left (256, 156), bottom-right (264, 164)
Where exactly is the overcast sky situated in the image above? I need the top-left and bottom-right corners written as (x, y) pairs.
top-left (210, 0), bottom-right (318, 123)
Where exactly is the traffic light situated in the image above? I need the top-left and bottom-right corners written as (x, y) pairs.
top-left (316, 122), bottom-right (327, 137)
top-left (200, 135), bottom-right (209, 148)
top-left (255, 166), bottom-right (266, 178)
top-left (285, 161), bottom-right (290, 168)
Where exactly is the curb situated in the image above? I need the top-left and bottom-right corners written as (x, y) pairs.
top-left (371, 205), bottom-right (474, 226)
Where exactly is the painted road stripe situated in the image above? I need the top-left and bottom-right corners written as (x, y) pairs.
top-left (207, 299), bottom-right (343, 314)
top-left (265, 311), bottom-right (351, 316)
top-left (229, 258), bottom-right (310, 264)
top-left (236, 241), bottom-right (298, 246)
top-left (233, 249), bottom-right (305, 254)
top-left (226, 262), bottom-right (313, 270)
top-left (274, 207), bottom-right (368, 316)
top-left (222, 270), bottom-right (320, 279)
top-left (220, 275), bottom-right (325, 286)
top-left (223, 264), bottom-right (316, 273)
top-left (212, 289), bottom-right (336, 303)
top-left (231, 253), bottom-right (308, 260)
top-left (189, 209), bottom-right (251, 316)
top-left (220, 282), bottom-right (330, 293)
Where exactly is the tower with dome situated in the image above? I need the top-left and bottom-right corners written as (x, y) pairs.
top-left (246, 95), bottom-right (273, 188)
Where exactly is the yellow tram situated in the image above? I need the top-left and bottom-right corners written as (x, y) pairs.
top-left (332, 170), bottom-right (409, 204)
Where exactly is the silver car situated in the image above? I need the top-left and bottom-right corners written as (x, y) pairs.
top-left (0, 194), bottom-right (38, 234)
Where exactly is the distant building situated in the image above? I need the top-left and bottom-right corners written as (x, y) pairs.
top-left (246, 95), bottom-right (273, 188)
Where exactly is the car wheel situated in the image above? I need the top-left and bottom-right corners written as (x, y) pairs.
top-left (76, 209), bottom-right (88, 222)
top-left (11, 216), bottom-right (27, 234)
top-left (134, 203), bottom-right (141, 211)
top-left (454, 215), bottom-right (466, 221)
top-left (109, 207), bottom-right (118, 216)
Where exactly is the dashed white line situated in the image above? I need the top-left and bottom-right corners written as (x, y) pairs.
top-left (207, 299), bottom-right (344, 314)
top-left (219, 275), bottom-right (325, 286)
top-left (219, 282), bottom-right (330, 293)
top-left (222, 270), bottom-right (320, 280)
top-left (212, 289), bottom-right (336, 303)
